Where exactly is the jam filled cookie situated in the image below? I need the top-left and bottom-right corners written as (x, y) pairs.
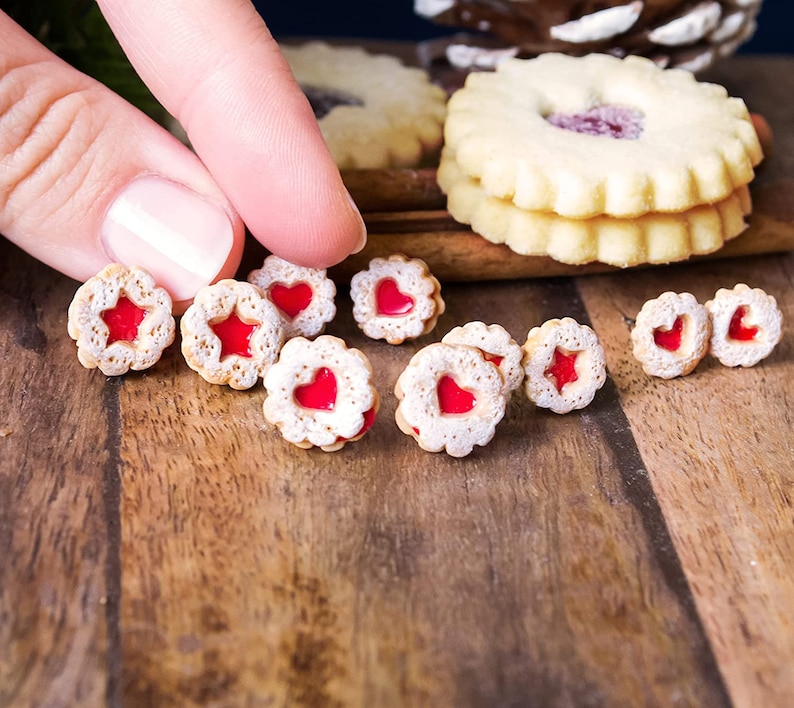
top-left (180, 280), bottom-right (284, 390)
top-left (443, 53), bottom-right (762, 219)
top-left (263, 335), bottom-right (379, 452)
top-left (280, 41), bottom-right (447, 169)
top-left (394, 342), bottom-right (507, 458)
top-left (441, 321), bottom-right (525, 394)
top-left (350, 255), bottom-right (445, 344)
top-left (438, 148), bottom-right (751, 267)
top-left (247, 255), bottom-right (336, 340)
top-left (522, 318), bottom-right (607, 414)
top-left (631, 292), bottom-right (711, 378)
top-left (67, 263), bottom-right (175, 376)
top-left (705, 284), bottom-right (783, 367)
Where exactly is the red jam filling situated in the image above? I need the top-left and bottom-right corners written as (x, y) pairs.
top-left (728, 306), bottom-right (759, 341)
top-left (546, 348), bottom-right (579, 393)
top-left (102, 296), bottom-right (147, 344)
top-left (437, 375), bottom-right (477, 415)
top-left (269, 282), bottom-right (313, 320)
top-left (483, 352), bottom-right (504, 367)
top-left (294, 367), bottom-right (337, 411)
top-left (546, 105), bottom-right (643, 140)
top-left (338, 407), bottom-right (376, 442)
top-left (211, 312), bottom-right (259, 359)
top-left (653, 316), bottom-right (684, 352)
top-left (375, 278), bottom-right (415, 317)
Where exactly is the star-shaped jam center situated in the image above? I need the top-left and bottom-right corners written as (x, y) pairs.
top-left (101, 296), bottom-right (148, 344)
top-left (211, 312), bottom-right (259, 359)
top-left (546, 348), bottom-right (579, 393)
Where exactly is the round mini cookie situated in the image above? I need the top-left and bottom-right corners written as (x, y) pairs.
top-left (394, 342), bottom-right (507, 458)
top-left (443, 52), bottom-right (762, 219)
top-left (247, 255), bottom-right (336, 340)
top-left (280, 41), bottom-right (447, 169)
top-left (263, 335), bottom-right (379, 452)
top-left (522, 318), bottom-right (607, 414)
top-left (631, 292), bottom-right (711, 378)
top-left (705, 283), bottom-right (783, 367)
top-left (438, 148), bottom-right (752, 266)
top-left (67, 263), bottom-right (175, 376)
top-left (180, 280), bottom-right (284, 390)
top-left (441, 321), bottom-right (524, 394)
top-left (350, 255), bottom-right (445, 344)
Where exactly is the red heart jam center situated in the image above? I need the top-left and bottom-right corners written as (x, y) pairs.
top-left (728, 306), bottom-right (759, 341)
top-left (269, 282), bottom-right (313, 320)
top-left (102, 296), bottom-right (147, 344)
top-left (546, 348), bottom-right (579, 393)
top-left (653, 316), bottom-right (684, 352)
top-left (211, 312), bottom-right (258, 359)
top-left (437, 375), bottom-right (476, 415)
top-left (375, 278), bottom-right (415, 316)
top-left (546, 105), bottom-right (643, 140)
top-left (294, 367), bottom-right (337, 411)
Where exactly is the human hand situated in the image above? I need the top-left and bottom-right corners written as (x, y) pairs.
top-left (0, 0), bottom-right (367, 312)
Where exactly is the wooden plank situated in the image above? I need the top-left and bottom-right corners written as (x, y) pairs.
top-left (577, 252), bottom-right (794, 707)
top-left (0, 241), bottom-right (116, 706)
top-left (114, 279), bottom-right (728, 706)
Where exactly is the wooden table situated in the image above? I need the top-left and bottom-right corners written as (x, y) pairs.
top-left (1, 55), bottom-right (793, 707)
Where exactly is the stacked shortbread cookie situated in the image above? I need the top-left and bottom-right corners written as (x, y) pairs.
top-left (438, 52), bottom-right (763, 267)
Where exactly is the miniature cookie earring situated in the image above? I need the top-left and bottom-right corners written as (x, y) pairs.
top-left (705, 284), bottom-right (783, 367)
top-left (394, 342), bottom-right (507, 458)
top-left (180, 279), bottom-right (284, 390)
top-left (441, 321), bottom-right (525, 395)
top-left (263, 335), bottom-right (379, 452)
top-left (350, 254), bottom-right (445, 344)
top-left (631, 292), bottom-right (712, 378)
top-left (67, 263), bottom-right (176, 376)
top-left (247, 255), bottom-right (336, 340)
top-left (521, 318), bottom-right (607, 414)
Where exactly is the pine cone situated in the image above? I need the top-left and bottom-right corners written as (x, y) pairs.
top-left (415, 0), bottom-right (763, 72)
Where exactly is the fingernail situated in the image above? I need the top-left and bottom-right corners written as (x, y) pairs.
top-left (101, 175), bottom-right (234, 302)
top-left (347, 190), bottom-right (368, 254)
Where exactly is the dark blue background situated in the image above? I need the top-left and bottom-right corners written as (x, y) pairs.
top-left (254, 0), bottom-right (792, 54)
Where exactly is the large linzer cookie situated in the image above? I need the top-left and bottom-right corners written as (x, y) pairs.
top-left (67, 263), bottom-right (175, 376)
top-left (180, 280), bottom-right (284, 390)
top-left (443, 53), bottom-right (762, 219)
top-left (281, 41), bottom-right (447, 169)
top-left (263, 335), bottom-right (379, 452)
top-left (438, 149), bottom-right (751, 266)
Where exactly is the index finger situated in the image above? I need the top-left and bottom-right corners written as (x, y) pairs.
top-left (96, 0), bottom-right (366, 268)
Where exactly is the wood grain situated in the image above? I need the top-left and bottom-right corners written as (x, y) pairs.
top-left (2, 53), bottom-right (794, 708)
top-left (578, 255), bottom-right (794, 708)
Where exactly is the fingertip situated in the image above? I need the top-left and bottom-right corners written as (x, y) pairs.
top-left (250, 185), bottom-right (367, 269)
